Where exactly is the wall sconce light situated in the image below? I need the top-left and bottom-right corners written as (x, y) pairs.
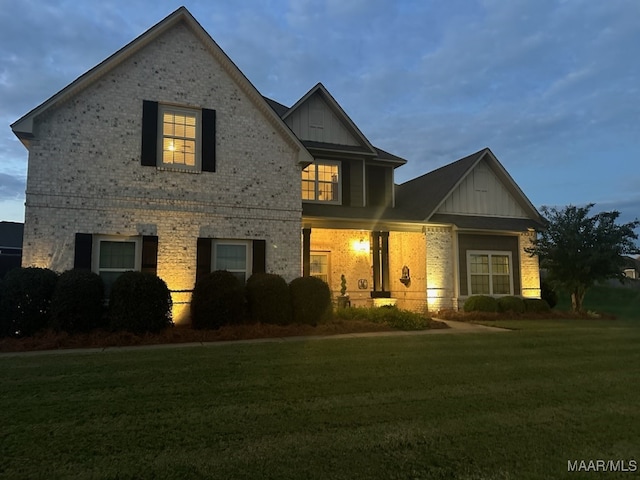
top-left (400, 265), bottom-right (411, 286)
top-left (352, 237), bottom-right (370, 253)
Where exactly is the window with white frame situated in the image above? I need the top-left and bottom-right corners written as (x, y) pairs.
top-left (93, 236), bottom-right (141, 294)
top-left (310, 252), bottom-right (329, 283)
top-left (212, 240), bottom-right (252, 283)
top-left (302, 161), bottom-right (341, 203)
top-left (467, 251), bottom-right (513, 296)
top-left (158, 105), bottom-right (201, 170)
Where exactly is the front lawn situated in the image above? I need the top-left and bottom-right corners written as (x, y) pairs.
top-left (2, 320), bottom-right (639, 479)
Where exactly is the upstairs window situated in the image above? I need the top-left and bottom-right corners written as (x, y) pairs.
top-left (159, 107), bottom-right (199, 169)
top-left (302, 161), bottom-right (341, 203)
top-left (141, 100), bottom-right (216, 172)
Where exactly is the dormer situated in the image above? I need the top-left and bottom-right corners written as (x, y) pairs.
top-left (266, 84), bottom-right (406, 209)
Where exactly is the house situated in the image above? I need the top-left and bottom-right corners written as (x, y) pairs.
top-left (0, 221), bottom-right (23, 278)
top-left (622, 256), bottom-right (640, 280)
top-left (10, 7), bottom-right (543, 322)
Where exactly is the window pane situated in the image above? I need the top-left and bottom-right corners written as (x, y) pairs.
top-left (470, 254), bottom-right (489, 274)
top-left (471, 275), bottom-right (490, 295)
top-left (99, 242), bottom-right (136, 269)
top-left (493, 275), bottom-right (510, 294)
top-left (216, 244), bottom-right (247, 271)
top-left (302, 180), bottom-right (315, 200)
top-left (492, 255), bottom-right (509, 275)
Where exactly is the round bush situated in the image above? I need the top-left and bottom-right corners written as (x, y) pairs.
top-left (246, 273), bottom-right (291, 325)
top-left (51, 269), bottom-right (105, 333)
top-left (497, 296), bottom-right (525, 314)
top-left (108, 271), bottom-right (172, 334)
top-left (191, 270), bottom-right (245, 329)
top-left (0, 267), bottom-right (58, 337)
top-left (523, 298), bottom-right (551, 313)
top-left (289, 276), bottom-right (331, 326)
top-left (540, 280), bottom-right (558, 309)
top-left (463, 295), bottom-right (498, 313)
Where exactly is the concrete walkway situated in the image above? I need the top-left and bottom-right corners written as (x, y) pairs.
top-left (0, 320), bottom-right (508, 357)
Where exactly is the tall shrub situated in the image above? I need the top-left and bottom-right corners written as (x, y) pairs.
top-left (246, 273), bottom-right (291, 325)
top-left (540, 280), bottom-right (558, 309)
top-left (51, 269), bottom-right (105, 333)
top-left (191, 270), bottom-right (245, 329)
top-left (289, 276), bottom-right (331, 326)
top-left (109, 271), bottom-right (172, 334)
top-left (0, 267), bottom-right (58, 337)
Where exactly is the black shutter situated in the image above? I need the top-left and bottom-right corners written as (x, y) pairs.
top-left (74, 233), bottom-right (93, 270)
top-left (201, 109), bottom-right (216, 172)
top-left (141, 236), bottom-right (158, 275)
top-left (141, 100), bottom-right (158, 166)
top-left (341, 160), bottom-right (351, 206)
top-left (252, 240), bottom-right (266, 274)
top-left (196, 238), bottom-right (212, 283)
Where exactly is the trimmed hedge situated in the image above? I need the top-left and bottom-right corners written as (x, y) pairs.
top-left (51, 269), bottom-right (105, 333)
top-left (497, 296), bottom-right (525, 314)
top-left (109, 271), bottom-right (172, 334)
top-left (524, 298), bottom-right (551, 313)
top-left (289, 276), bottom-right (332, 326)
top-left (191, 270), bottom-right (245, 329)
top-left (246, 273), bottom-right (291, 325)
top-left (0, 267), bottom-right (58, 337)
top-left (463, 295), bottom-right (498, 313)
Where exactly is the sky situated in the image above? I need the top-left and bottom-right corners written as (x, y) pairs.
top-left (1, 0), bottom-right (639, 228)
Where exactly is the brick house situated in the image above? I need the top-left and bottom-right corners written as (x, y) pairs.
top-left (11, 7), bottom-right (544, 322)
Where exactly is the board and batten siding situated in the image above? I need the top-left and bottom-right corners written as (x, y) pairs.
top-left (457, 233), bottom-right (521, 296)
top-left (285, 93), bottom-right (359, 145)
top-left (437, 160), bottom-right (528, 217)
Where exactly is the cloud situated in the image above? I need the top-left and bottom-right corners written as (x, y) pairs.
top-left (0, 173), bottom-right (25, 201)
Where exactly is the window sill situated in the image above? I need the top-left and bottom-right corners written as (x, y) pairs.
top-left (156, 166), bottom-right (202, 174)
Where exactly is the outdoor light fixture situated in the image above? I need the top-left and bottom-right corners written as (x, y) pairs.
top-left (352, 237), bottom-right (369, 253)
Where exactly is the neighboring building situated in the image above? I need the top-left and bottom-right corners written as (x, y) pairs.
top-left (0, 221), bottom-right (23, 278)
top-left (10, 7), bottom-right (543, 322)
top-left (622, 256), bottom-right (640, 280)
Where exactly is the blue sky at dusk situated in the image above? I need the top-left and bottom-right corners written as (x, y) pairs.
top-left (1, 0), bottom-right (639, 225)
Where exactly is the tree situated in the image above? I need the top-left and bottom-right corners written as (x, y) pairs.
top-left (526, 204), bottom-right (639, 312)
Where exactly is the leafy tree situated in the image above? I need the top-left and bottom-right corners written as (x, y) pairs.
top-left (526, 204), bottom-right (639, 312)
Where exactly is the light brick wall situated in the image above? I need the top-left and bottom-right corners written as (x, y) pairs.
top-left (425, 226), bottom-right (456, 311)
top-left (388, 231), bottom-right (427, 313)
top-left (21, 23), bottom-right (302, 323)
top-left (519, 231), bottom-right (541, 298)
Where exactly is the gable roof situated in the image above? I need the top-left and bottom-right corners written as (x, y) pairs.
top-left (396, 148), bottom-right (544, 227)
top-left (11, 7), bottom-right (313, 165)
top-left (265, 84), bottom-right (407, 167)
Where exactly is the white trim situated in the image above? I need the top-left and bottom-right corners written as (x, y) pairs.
top-left (466, 250), bottom-right (513, 296)
top-left (157, 104), bottom-right (202, 172)
top-left (212, 240), bottom-right (252, 282)
top-left (302, 160), bottom-right (342, 205)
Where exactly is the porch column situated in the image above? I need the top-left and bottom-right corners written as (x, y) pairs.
top-left (302, 227), bottom-right (311, 277)
top-left (381, 231), bottom-right (390, 291)
top-left (371, 231), bottom-right (380, 291)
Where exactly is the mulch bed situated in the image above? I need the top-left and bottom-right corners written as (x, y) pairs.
top-left (0, 318), bottom-right (448, 353)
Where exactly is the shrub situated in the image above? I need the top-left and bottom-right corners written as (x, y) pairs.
top-left (246, 273), bottom-right (291, 325)
top-left (540, 280), bottom-right (558, 309)
top-left (289, 276), bottom-right (331, 326)
top-left (523, 298), bottom-right (551, 313)
top-left (50, 269), bottom-right (105, 333)
top-left (191, 270), bottom-right (245, 329)
top-left (497, 296), bottom-right (525, 314)
top-left (463, 295), bottom-right (498, 313)
top-left (109, 271), bottom-right (172, 334)
top-left (334, 306), bottom-right (432, 330)
top-left (0, 267), bottom-right (58, 337)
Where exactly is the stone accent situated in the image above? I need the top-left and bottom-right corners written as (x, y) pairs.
top-left (425, 226), bottom-right (456, 311)
top-left (21, 23), bottom-right (302, 324)
top-left (519, 231), bottom-right (541, 298)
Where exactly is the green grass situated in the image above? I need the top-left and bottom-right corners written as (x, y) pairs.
top-left (2, 320), bottom-right (640, 479)
top-left (555, 283), bottom-right (640, 320)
